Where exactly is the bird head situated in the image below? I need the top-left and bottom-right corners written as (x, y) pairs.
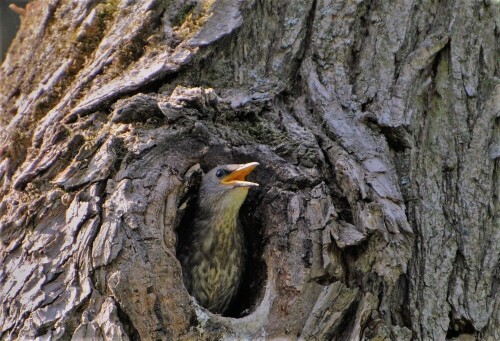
top-left (198, 162), bottom-right (259, 211)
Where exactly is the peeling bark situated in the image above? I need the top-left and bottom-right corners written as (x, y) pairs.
top-left (0, 0), bottom-right (498, 340)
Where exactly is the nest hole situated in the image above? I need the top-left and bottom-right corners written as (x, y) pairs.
top-left (446, 312), bottom-right (476, 339)
top-left (225, 191), bottom-right (267, 318)
top-left (175, 176), bottom-right (267, 318)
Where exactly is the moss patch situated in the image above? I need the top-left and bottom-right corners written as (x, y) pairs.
top-left (216, 114), bottom-right (290, 146)
top-left (173, 0), bottom-right (215, 39)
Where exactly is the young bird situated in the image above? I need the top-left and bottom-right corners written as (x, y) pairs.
top-left (179, 162), bottom-right (259, 314)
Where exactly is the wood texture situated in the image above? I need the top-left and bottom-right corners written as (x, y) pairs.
top-left (0, 0), bottom-right (498, 340)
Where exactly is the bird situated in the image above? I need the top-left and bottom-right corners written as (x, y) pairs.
top-left (178, 162), bottom-right (259, 314)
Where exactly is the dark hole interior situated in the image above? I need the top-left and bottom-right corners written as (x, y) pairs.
top-left (446, 312), bottom-right (476, 338)
top-left (175, 168), bottom-right (267, 318)
top-left (225, 190), bottom-right (267, 317)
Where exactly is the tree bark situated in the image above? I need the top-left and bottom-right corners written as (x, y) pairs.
top-left (0, 0), bottom-right (498, 340)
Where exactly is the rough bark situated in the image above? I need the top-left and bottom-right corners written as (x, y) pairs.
top-left (0, 0), bottom-right (498, 340)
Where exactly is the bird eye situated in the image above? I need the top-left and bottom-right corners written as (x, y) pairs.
top-left (215, 169), bottom-right (225, 178)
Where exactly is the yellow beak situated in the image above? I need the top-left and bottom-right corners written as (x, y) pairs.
top-left (221, 162), bottom-right (259, 187)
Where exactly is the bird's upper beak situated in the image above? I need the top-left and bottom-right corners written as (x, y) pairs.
top-left (221, 162), bottom-right (259, 187)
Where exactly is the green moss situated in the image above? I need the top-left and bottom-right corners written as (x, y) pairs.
top-left (173, 0), bottom-right (215, 39)
top-left (245, 120), bottom-right (285, 144)
top-left (96, 0), bottom-right (119, 21)
top-left (222, 116), bottom-right (289, 146)
top-left (171, 2), bottom-right (197, 27)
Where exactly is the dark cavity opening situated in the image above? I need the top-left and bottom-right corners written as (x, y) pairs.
top-left (446, 311), bottom-right (476, 338)
top-left (225, 189), bottom-right (267, 318)
top-left (175, 169), bottom-right (267, 318)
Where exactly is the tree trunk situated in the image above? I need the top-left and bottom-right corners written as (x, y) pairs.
top-left (0, 0), bottom-right (498, 340)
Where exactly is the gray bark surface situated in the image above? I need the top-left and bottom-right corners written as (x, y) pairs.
top-left (0, 0), bottom-right (498, 340)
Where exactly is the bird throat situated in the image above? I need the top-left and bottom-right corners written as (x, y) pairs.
top-left (211, 187), bottom-right (249, 233)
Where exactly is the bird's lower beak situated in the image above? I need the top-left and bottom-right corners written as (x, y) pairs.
top-left (221, 162), bottom-right (259, 187)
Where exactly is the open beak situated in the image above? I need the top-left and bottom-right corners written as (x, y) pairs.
top-left (221, 162), bottom-right (259, 187)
